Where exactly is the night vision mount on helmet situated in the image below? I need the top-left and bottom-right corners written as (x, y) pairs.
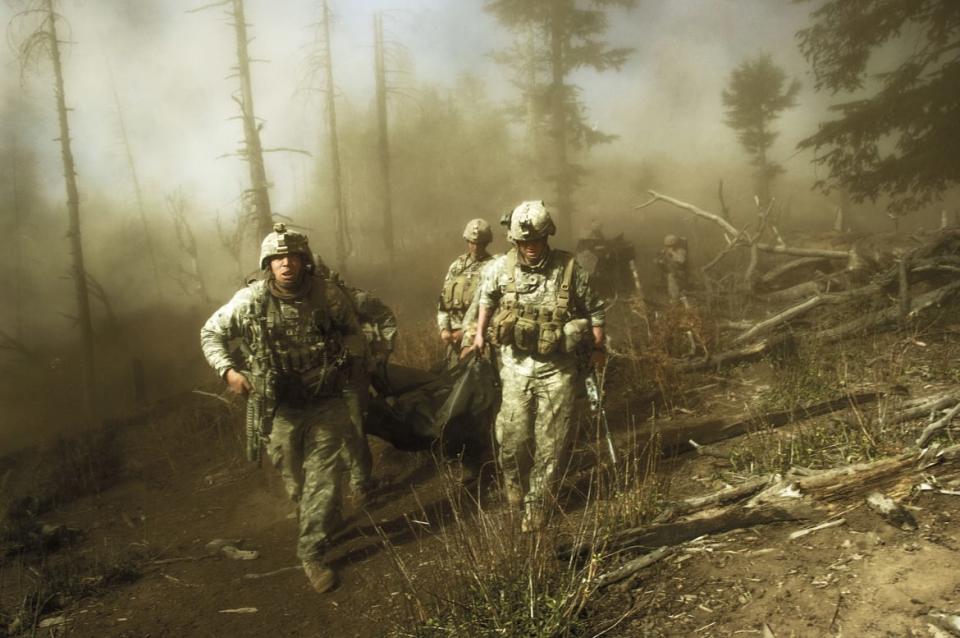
top-left (259, 222), bottom-right (315, 270)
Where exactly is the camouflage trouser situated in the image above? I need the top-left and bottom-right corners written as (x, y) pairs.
top-left (495, 365), bottom-right (576, 513)
top-left (342, 382), bottom-right (373, 493)
top-left (267, 396), bottom-right (355, 562)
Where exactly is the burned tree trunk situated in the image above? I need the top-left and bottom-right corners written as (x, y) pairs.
top-left (231, 0), bottom-right (273, 240)
top-left (10, 145), bottom-right (24, 343)
top-left (110, 68), bottom-right (163, 299)
top-left (318, 0), bottom-right (348, 275)
top-left (45, 0), bottom-right (97, 421)
top-left (168, 190), bottom-right (212, 305)
top-left (547, 1), bottom-right (572, 240)
top-left (373, 11), bottom-right (395, 270)
top-left (523, 25), bottom-right (542, 167)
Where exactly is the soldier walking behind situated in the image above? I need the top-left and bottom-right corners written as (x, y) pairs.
top-left (437, 219), bottom-right (495, 366)
top-left (471, 201), bottom-right (606, 532)
top-left (200, 223), bottom-right (368, 593)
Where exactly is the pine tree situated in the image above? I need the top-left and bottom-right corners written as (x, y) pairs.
top-left (796, 0), bottom-right (960, 215)
top-left (486, 0), bottom-right (636, 240)
top-left (721, 54), bottom-right (800, 208)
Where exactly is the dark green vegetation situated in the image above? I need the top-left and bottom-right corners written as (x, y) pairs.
top-left (485, 0), bottom-right (637, 239)
top-left (797, 0), bottom-right (960, 214)
top-left (722, 55), bottom-right (801, 207)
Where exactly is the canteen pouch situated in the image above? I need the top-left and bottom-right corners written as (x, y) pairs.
top-left (561, 318), bottom-right (590, 353)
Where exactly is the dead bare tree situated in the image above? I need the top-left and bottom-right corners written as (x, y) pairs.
top-left (0, 328), bottom-right (32, 358)
top-left (305, 0), bottom-right (349, 274)
top-left (373, 11), bottom-right (396, 270)
top-left (190, 0), bottom-right (273, 240)
top-left (11, 0), bottom-right (97, 420)
top-left (217, 205), bottom-right (253, 284)
top-left (85, 273), bottom-right (119, 331)
top-left (8, 139), bottom-right (25, 344)
top-left (167, 189), bottom-right (212, 305)
top-left (107, 62), bottom-right (163, 299)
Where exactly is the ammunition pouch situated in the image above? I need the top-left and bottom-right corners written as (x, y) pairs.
top-left (491, 307), bottom-right (517, 346)
top-left (513, 313), bottom-right (539, 352)
top-left (441, 271), bottom-right (479, 313)
top-left (537, 321), bottom-right (561, 355)
top-left (300, 360), bottom-right (347, 398)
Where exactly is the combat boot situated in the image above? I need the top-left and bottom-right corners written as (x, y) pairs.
top-left (303, 559), bottom-right (338, 594)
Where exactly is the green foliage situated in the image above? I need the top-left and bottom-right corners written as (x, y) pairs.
top-left (796, 0), bottom-right (960, 214)
top-left (721, 54), bottom-right (800, 203)
top-left (485, 0), bottom-right (637, 226)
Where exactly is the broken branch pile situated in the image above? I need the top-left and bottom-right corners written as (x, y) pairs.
top-left (635, 190), bottom-right (960, 370)
top-left (578, 442), bottom-right (960, 589)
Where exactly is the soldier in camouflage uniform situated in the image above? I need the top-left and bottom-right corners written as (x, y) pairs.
top-left (473, 201), bottom-right (606, 532)
top-left (655, 234), bottom-right (689, 303)
top-left (438, 219), bottom-right (495, 366)
top-left (315, 257), bottom-right (398, 500)
top-left (200, 223), bottom-right (367, 594)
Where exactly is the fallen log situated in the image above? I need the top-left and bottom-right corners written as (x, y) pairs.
top-left (747, 443), bottom-right (960, 507)
top-left (671, 333), bottom-right (792, 373)
top-left (820, 279), bottom-right (960, 343)
top-left (654, 390), bottom-right (885, 456)
top-left (888, 393), bottom-right (958, 425)
top-left (734, 296), bottom-right (824, 344)
top-left (565, 504), bottom-right (807, 560)
top-left (657, 474), bottom-right (773, 522)
top-left (758, 257), bottom-right (832, 286)
top-left (594, 546), bottom-right (675, 589)
top-left (917, 402), bottom-right (960, 448)
top-left (635, 190), bottom-right (853, 261)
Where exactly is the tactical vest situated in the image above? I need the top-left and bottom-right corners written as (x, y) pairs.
top-left (490, 249), bottom-right (578, 355)
top-left (440, 254), bottom-right (489, 315)
top-left (240, 278), bottom-right (348, 401)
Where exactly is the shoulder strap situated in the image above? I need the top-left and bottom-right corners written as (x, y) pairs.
top-left (308, 275), bottom-right (333, 331)
top-left (504, 248), bottom-right (519, 304)
top-left (556, 251), bottom-right (576, 313)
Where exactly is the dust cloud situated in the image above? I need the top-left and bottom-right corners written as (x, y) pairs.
top-left (0, 0), bottom-right (953, 452)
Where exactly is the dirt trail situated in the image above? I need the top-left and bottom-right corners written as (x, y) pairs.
top-left (4, 321), bottom-right (960, 637)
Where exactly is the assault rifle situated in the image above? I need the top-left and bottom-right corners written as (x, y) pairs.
top-left (584, 371), bottom-right (617, 467)
top-left (241, 370), bottom-right (274, 464)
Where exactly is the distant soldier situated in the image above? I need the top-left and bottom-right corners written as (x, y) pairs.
top-left (472, 201), bottom-right (606, 532)
top-left (575, 219), bottom-right (640, 298)
top-left (200, 223), bottom-right (368, 594)
top-left (438, 219), bottom-right (494, 366)
top-left (655, 234), bottom-right (689, 303)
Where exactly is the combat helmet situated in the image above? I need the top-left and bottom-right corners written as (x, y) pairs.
top-left (505, 200), bottom-right (556, 242)
top-left (259, 222), bottom-right (314, 270)
top-left (462, 218), bottom-right (493, 244)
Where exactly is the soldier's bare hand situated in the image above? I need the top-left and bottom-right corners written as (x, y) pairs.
top-left (450, 329), bottom-right (463, 344)
top-left (440, 329), bottom-right (453, 344)
top-left (472, 333), bottom-right (485, 353)
top-left (225, 369), bottom-right (252, 396)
